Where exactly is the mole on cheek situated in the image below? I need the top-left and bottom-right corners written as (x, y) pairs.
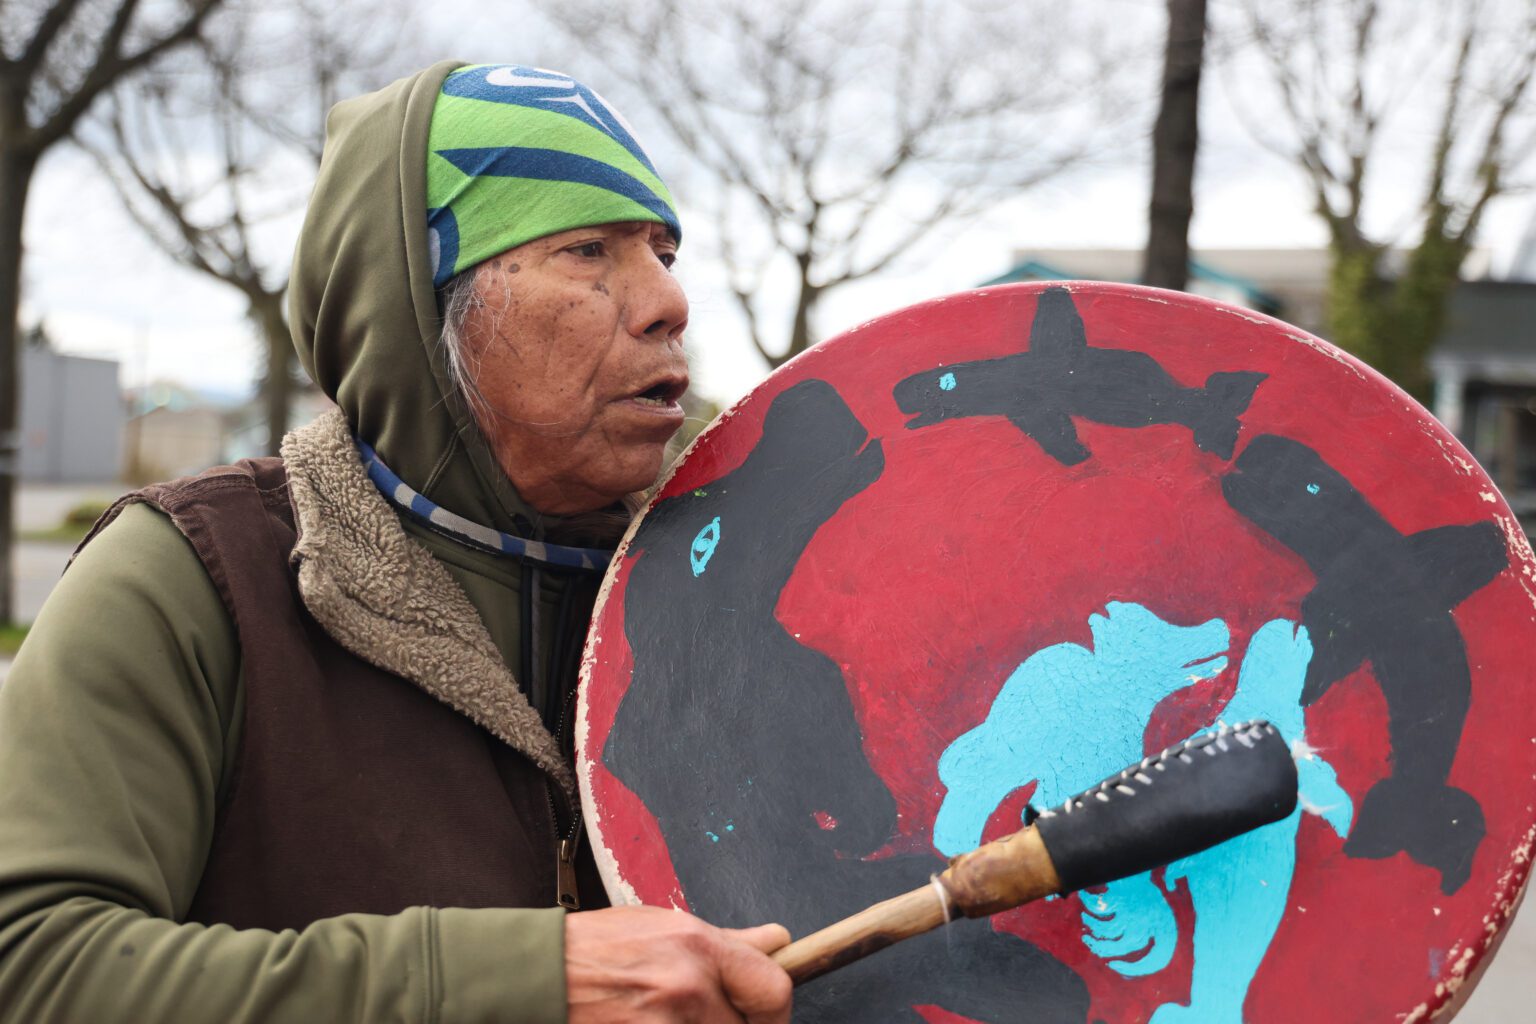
top-left (507, 263), bottom-right (520, 273)
top-left (593, 281), bottom-right (610, 295)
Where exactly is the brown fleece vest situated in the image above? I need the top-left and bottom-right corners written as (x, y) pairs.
top-left (90, 459), bottom-right (607, 931)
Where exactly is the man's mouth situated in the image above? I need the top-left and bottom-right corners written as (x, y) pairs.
top-left (630, 374), bottom-right (689, 409)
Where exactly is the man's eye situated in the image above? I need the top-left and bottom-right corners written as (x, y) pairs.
top-left (572, 241), bottom-right (606, 258)
top-left (657, 251), bottom-right (678, 270)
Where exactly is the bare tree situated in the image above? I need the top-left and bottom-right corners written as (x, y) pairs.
top-left (542, 0), bottom-right (1131, 368)
top-left (0, 0), bottom-right (226, 623)
top-left (80, 0), bottom-right (416, 457)
top-left (1144, 0), bottom-right (1209, 291)
top-left (1234, 0), bottom-right (1536, 395)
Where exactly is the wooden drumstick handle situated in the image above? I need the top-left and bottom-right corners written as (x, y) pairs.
top-left (772, 719), bottom-right (1299, 986)
top-left (772, 827), bottom-right (1060, 984)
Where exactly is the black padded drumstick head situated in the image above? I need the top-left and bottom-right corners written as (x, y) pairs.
top-left (1028, 720), bottom-right (1300, 894)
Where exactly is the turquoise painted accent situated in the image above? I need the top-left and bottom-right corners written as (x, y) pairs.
top-left (705, 831), bottom-right (720, 843)
top-left (1125, 619), bottom-right (1351, 1023)
top-left (1080, 872), bottom-right (1177, 977)
top-left (1307, 483), bottom-right (1321, 495)
top-left (939, 372), bottom-right (957, 391)
top-left (934, 609), bottom-right (1352, 1024)
top-left (933, 602), bottom-right (1228, 856)
top-left (690, 517), bottom-right (722, 577)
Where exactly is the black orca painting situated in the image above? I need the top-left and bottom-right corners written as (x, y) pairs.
top-left (604, 378), bottom-right (1090, 1022)
top-left (893, 286), bottom-right (1266, 465)
top-left (1222, 434), bottom-right (1508, 894)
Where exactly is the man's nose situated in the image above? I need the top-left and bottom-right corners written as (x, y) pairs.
top-left (628, 253), bottom-right (689, 343)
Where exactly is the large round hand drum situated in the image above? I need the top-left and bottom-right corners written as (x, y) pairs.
top-left (577, 282), bottom-right (1536, 1023)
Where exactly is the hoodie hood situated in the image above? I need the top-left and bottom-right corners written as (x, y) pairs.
top-left (289, 60), bottom-right (540, 536)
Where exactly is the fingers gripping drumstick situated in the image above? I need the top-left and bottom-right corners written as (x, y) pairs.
top-left (772, 719), bottom-right (1299, 985)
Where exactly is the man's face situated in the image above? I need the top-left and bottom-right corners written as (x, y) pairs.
top-left (459, 221), bottom-right (689, 515)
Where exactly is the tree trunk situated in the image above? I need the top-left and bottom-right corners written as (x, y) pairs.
top-left (1324, 242), bottom-right (1392, 371)
top-left (1142, 0), bottom-right (1207, 292)
top-left (781, 253), bottom-right (821, 369)
top-left (0, 144), bottom-right (39, 625)
top-left (1387, 226), bottom-right (1467, 399)
top-left (1325, 226), bottom-right (1465, 401)
top-left (252, 291), bottom-right (293, 456)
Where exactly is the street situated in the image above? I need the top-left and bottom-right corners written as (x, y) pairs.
top-left (14, 536), bottom-right (75, 624)
top-left (12, 480), bottom-right (121, 622)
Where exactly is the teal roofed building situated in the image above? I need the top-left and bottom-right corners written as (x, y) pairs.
top-left (983, 252), bottom-right (1285, 319)
top-left (979, 247), bottom-right (1402, 339)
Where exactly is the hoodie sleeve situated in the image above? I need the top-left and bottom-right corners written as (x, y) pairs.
top-left (0, 504), bottom-right (568, 1024)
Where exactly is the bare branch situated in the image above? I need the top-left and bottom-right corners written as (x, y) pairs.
top-left (1243, 2), bottom-right (1345, 228)
top-left (1341, 0), bottom-right (1379, 224)
top-left (538, 0), bottom-right (1124, 362)
top-left (1425, 5), bottom-right (1479, 215)
top-left (17, 0), bottom-right (88, 75)
top-left (1455, 22), bottom-right (1536, 243)
top-left (30, 0), bottom-right (221, 153)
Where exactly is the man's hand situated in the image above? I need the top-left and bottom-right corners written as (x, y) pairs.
top-left (566, 906), bottom-right (792, 1023)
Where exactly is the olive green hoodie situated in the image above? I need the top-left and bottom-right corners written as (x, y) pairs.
top-left (289, 57), bottom-right (608, 721)
top-left (0, 62), bottom-right (603, 1022)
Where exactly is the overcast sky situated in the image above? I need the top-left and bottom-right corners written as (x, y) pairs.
top-left (19, 0), bottom-right (1536, 408)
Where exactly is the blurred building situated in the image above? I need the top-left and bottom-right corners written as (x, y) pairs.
top-left (222, 389), bottom-right (334, 463)
top-left (1429, 282), bottom-right (1536, 521)
top-left (124, 402), bottom-right (228, 482)
top-left (1426, 211), bottom-right (1536, 523)
top-left (989, 247), bottom-right (1494, 340)
top-left (18, 332), bottom-right (124, 483)
top-left (125, 380), bottom-right (334, 482)
top-left (987, 247), bottom-right (1325, 333)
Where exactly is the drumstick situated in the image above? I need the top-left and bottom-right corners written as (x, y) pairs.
top-left (772, 719), bottom-right (1298, 985)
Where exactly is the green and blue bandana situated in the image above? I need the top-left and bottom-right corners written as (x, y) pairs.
top-left (426, 64), bottom-right (682, 288)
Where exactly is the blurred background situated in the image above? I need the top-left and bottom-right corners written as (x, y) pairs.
top-left (1, 0), bottom-right (1534, 1016)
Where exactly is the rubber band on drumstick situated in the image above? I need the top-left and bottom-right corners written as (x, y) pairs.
top-left (929, 873), bottom-right (954, 924)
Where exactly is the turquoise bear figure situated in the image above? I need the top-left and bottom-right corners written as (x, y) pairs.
top-left (934, 601), bottom-right (1230, 856)
top-left (936, 607), bottom-right (1352, 1023)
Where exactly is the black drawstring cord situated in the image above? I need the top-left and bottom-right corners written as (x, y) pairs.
top-left (520, 561), bottom-right (537, 710)
top-left (546, 575), bottom-right (581, 734)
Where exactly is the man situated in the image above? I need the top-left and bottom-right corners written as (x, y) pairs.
top-left (0, 62), bottom-right (792, 1022)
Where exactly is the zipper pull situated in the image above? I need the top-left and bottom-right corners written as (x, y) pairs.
top-left (557, 838), bottom-right (581, 911)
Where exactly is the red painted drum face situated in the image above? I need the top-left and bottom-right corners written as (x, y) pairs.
top-left (577, 282), bottom-right (1536, 1024)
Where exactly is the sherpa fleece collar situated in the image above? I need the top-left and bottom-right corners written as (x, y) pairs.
top-left (281, 407), bottom-right (574, 797)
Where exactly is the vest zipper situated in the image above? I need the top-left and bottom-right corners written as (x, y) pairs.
top-left (556, 834), bottom-right (581, 911)
top-left (547, 782), bottom-right (584, 910)
top-left (548, 678), bottom-right (585, 910)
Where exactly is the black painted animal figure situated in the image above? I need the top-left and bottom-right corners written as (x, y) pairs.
top-left (893, 285), bottom-right (1267, 464)
top-left (604, 378), bottom-right (1089, 1022)
top-left (1222, 434), bottom-right (1507, 894)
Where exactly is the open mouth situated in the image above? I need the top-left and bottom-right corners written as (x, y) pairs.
top-left (631, 375), bottom-right (688, 408)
